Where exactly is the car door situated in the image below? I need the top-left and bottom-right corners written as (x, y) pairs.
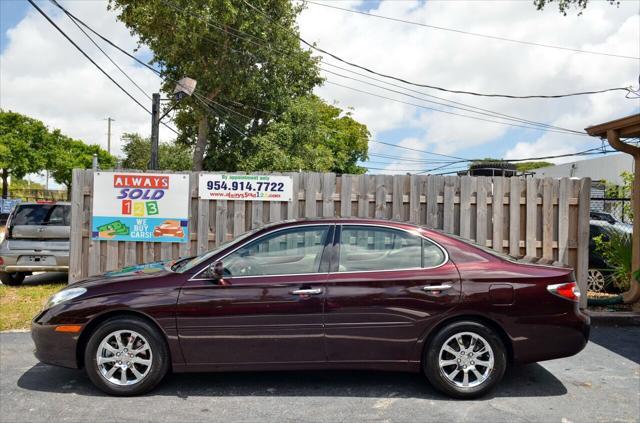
top-left (325, 224), bottom-right (461, 364)
top-left (176, 224), bottom-right (333, 366)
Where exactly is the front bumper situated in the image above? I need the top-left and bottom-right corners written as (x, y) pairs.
top-left (31, 319), bottom-right (80, 369)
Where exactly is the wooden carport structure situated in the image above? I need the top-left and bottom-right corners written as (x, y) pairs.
top-left (586, 113), bottom-right (640, 303)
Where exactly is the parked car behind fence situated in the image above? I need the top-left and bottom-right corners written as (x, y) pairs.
top-left (0, 202), bottom-right (70, 285)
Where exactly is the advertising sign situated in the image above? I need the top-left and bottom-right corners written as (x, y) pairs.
top-left (0, 198), bottom-right (21, 214)
top-left (199, 174), bottom-right (293, 202)
top-left (92, 172), bottom-right (189, 242)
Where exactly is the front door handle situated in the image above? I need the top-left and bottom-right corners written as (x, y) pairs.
top-left (422, 284), bottom-right (452, 292)
top-left (291, 288), bottom-right (323, 295)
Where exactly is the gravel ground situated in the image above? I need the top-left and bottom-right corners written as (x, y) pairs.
top-left (0, 325), bottom-right (638, 423)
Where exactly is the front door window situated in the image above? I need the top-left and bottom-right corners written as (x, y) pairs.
top-left (223, 226), bottom-right (330, 277)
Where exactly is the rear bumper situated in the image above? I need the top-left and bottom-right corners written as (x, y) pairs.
top-left (511, 308), bottom-right (591, 364)
top-left (0, 243), bottom-right (69, 273)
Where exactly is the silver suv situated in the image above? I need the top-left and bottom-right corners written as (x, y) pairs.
top-left (0, 202), bottom-right (70, 286)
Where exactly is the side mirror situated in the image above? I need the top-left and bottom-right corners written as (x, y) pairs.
top-left (204, 261), bottom-right (229, 285)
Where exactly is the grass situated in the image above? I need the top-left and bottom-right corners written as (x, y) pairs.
top-left (0, 282), bottom-right (66, 331)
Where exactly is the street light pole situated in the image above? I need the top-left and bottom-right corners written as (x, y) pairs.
top-left (105, 117), bottom-right (114, 154)
top-left (150, 93), bottom-right (160, 170)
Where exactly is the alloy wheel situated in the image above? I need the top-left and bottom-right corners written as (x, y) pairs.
top-left (438, 331), bottom-right (495, 388)
top-left (96, 330), bottom-right (153, 386)
top-left (587, 269), bottom-right (606, 292)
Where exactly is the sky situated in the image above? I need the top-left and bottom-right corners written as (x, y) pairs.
top-left (1, 0), bottom-right (639, 182)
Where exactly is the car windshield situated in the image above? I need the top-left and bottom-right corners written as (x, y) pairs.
top-left (171, 226), bottom-right (264, 273)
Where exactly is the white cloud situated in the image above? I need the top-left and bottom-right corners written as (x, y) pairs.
top-left (299, 0), bottom-right (640, 160)
top-left (0, 1), bottom-right (170, 158)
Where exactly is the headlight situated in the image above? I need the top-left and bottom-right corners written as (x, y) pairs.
top-left (44, 287), bottom-right (87, 310)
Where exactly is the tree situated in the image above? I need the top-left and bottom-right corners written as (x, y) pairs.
top-left (47, 132), bottom-right (116, 197)
top-left (515, 161), bottom-right (553, 172)
top-left (533, 0), bottom-right (619, 15)
top-left (121, 133), bottom-right (193, 171)
top-left (109, 0), bottom-right (324, 171)
top-left (0, 110), bottom-right (48, 198)
top-left (242, 95), bottom-right (369, 174)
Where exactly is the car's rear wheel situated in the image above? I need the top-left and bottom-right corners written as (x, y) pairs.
top-left (424, 321), bottom-right (506, 399)
top-left (0, 272), bottom-right (25, 286)
top-left (84, 316), bottom-right (169, 396)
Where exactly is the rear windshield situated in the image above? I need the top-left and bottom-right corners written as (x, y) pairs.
top-left (11, 204), bottom-right (71, 226)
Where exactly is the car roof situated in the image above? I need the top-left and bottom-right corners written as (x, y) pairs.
top-left (265, 217), bottom-right (429, 231)
top-left (15, 201), bottom-right (71, 206)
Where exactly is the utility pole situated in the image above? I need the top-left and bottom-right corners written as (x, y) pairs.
top-left (150, 78), bottom-right (197, 170)
top-left (150, 93), bottom-right (160, 170)
top-left (105, 117), bottom-right (115, 154)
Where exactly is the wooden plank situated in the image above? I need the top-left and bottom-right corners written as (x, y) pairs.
top-left (509, 177), bottom-right (521, 257)
top-left (492, 177), bottom-right (504, 252)
top-left (215, 200), bottom-right (227, 246)
top-left (576, 178), bottom-right (591, 308)
top-left (357, 174), bottom-right (368, 217)
top-left (375, 174), bottom-right (387, 219)
top-left (197, 198), bottom-right (210, 254)
top-left (392, 175), bottom-right (404, 221)
top-left (287, 172), bottom-right (300, 220)
top-left (340, 174), bottom-right (352, 217)
top-left (476, 176), bottom-right (488, 247)
top-left (68, 169), bottom-right (84, 283)
top-left (459, 176), bottom-right (472, 240)
top-left (305, 173), bottom-right (320, 218)
top-left (105, 240), bottom-right (118, 271)
top-left (443, 176), bottom-right (455, 233)
top-left (557, 177), bottom-right (570, 265)
top-left (525, 178), bottom-right (538, 257)
top-left (233, 201), bottom-right (246, 237)
top-left (87, 170), bottom-right (101, 276)
top-left (322, 173), bottom-right (336, 217)
top-left (179, 172), bottom-right (196, 258)
top-left (409, 175), bottom-right (421, 224)
top-left (542, 178), bottom-right (554, 260)
top-left (426, 176), bottom-right (438, 229)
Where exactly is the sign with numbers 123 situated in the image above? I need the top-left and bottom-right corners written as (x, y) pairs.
top-left (92, 172), bottom-right (190, 243)
top-left (199, 174), bottom-right (293, 202)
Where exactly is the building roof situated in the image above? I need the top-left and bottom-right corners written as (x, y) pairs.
top-left (585, 113), bottom-right (640, 138)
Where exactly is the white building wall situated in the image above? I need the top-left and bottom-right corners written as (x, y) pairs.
top-left (532, 153), bottom-right (634, 185)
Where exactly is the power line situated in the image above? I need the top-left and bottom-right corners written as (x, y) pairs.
top-left (306, 1), bottom-right (639, 61)
top-left (29, 0), bottom-right (151, 114)
top-left (60, 5), bottom-right (152, 100)
top-left (325, 80), bottom-right (589, 136)
top-left (240, 0), bottom-right (631, 99)
top-left (45, 0), bottom-right (179, 136)
top-left (323, 69), bottom-right (587, 136)
top-left (321, 62), bottom-right (585, 134)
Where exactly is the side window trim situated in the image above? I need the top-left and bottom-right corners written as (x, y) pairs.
top-left (332, 224), bottom-right (449, 274)
top-left (189, 224), bottom-right (334, 281)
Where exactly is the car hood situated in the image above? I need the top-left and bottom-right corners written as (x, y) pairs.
top-left (71, 261), bottom-right (173, 288)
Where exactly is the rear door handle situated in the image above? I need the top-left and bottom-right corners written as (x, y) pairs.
top-left (422, 284), bottom-right (452, 291)
top-left (291, 288), bottom-right (323, 295)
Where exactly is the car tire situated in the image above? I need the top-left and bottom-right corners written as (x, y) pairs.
top-left (423, 320), bottom-right (507, 399)
top-left (0, 272), bottom-right (25, 286)
top-left (84, 316), bottom-right (170, 396)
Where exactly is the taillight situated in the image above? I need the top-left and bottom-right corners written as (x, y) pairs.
top-left (547, 282), bottom-right (580, 302)
top-left (0, 256), bottom-right (3, 266)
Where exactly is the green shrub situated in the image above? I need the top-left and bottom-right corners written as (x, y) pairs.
top-left (593, 227), bottom-right (633, 291)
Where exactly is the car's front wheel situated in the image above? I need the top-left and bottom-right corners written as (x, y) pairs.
top-left (84, 316), bottom-right (169, 396)
top-left (424, 320), bottom-right (507, 399)
top-left (0, 271), bottom-right (25, 286)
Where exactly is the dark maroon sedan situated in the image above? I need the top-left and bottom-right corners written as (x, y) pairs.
top-left (32, 218), bottom-right (589, 398)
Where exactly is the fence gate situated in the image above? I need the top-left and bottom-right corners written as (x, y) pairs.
top-left (69, 170), bottom-right (591, 307)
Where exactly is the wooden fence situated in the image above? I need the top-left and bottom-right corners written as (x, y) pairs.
top-left (69, 170), bottom-right (591, 307)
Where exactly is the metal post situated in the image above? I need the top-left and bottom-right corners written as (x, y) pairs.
top-left (150, 93), bottom-right (161, 170)
top-left (92, 154), bottom-right (98, 171)
top-left (106, 117), bottom-right (114, 154)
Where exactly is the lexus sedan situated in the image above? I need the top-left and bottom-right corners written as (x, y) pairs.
top-left (31, 218), bottom-right (590, 398)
